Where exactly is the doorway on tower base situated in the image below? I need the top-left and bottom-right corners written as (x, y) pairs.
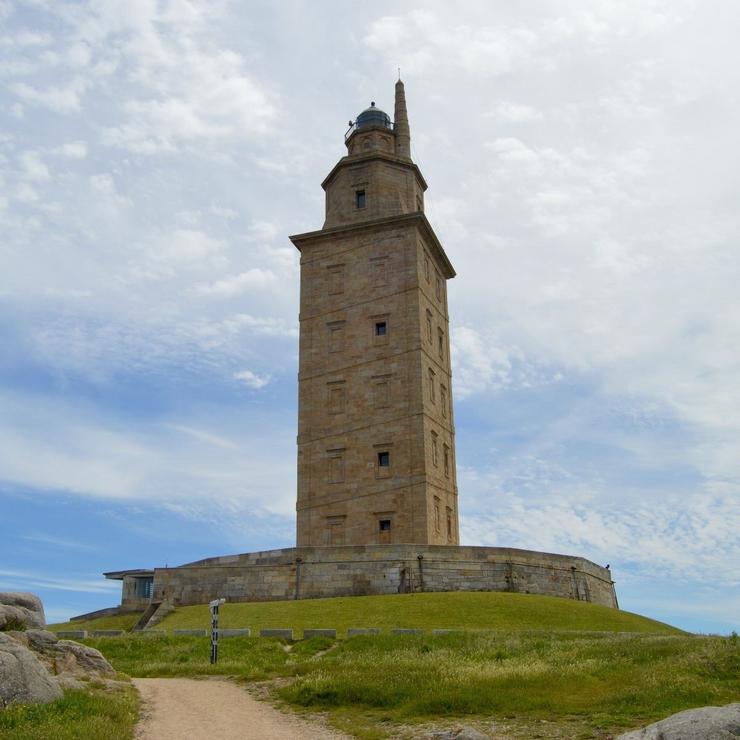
top-left (377, 516), bottom-right (392, 544)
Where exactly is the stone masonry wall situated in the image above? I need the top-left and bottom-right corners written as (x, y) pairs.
top-left (152, 544), bottom-right (617, 609)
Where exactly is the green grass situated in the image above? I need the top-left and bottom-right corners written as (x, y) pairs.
top-left (67, 630), bottom-right (738, 739)
top-left (148, 592), bottom-right (682, 636)
top-left (0, 684), bottom-right (138, 740)
top-left (280, 631), bottom-right (740, 736)
top-left (79, 633), bottom-right (332, 679)
top-left (43, 594), bottom-right (709, 738)
top-left (48, 612), bottom-right (143, 634)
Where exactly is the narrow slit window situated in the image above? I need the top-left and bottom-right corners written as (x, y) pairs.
top-left (355, 189), bottom-right (366, 209)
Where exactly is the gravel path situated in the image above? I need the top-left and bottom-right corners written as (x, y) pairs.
top-left (133, 677), bottom-right (350, 740)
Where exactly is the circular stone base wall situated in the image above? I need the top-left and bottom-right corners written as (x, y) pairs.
top-left (147, 544), bottom-right (617, 610)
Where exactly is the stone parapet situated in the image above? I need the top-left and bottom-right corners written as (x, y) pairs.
top-left (151, 544), bottom-right (617, 609)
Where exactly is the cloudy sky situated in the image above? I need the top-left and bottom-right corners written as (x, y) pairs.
top-left (1, 0), bottom-right (738, 633)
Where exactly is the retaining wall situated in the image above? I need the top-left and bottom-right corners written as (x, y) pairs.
top-left (151, 544), bottom-right (617, 609)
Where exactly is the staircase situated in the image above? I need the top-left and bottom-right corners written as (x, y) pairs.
top-left (131, 601), bottom-right (175, 632)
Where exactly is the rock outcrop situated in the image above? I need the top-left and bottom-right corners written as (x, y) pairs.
top-left (11, 629), bottom-right (116, 690)
top-left (0, 592), bottom-right (46, 631)
top-left (0, 633), bottom-right (63, 707)
top-left (0, 592), bottom-right (117, 707)
top-left (617, 703), bottom-right (740, 739)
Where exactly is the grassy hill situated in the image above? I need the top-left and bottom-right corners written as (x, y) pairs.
top-left (49, 611), bottom-right (143, 633)
top-left (42, 593), bottom-right (739, 739)
top-left (51, 591), bottom-right (682, 636)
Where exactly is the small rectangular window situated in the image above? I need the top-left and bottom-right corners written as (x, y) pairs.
top-left (446, 508), bottom-right (453, 539)
top-left (136, 577), bottom-right (153, 599)
top-left (428, 368), bottom-right (436, 402)
top-left (379, 519), bottom-right (391, 531)
top-left (424, 251), bottom-right (430, 282)
top-left (443, 444), bottom-right (450, 477)
top-left (440, 386), bottom-right (448, 418)
top-left (435, 272), bottom-right (442, 301)
top-left (426, 310), bottom-right (433, 343)
top-left (356, 189), bottom-right (366, 209)
top-left (431, 431), bottom-right (438, 466)
top-left (434, 503), bottom-right (440, 532)
top-left (375, 321), bottom-right (387, 337)
top-left (378, 451), bottom-right (390, 467)
top-left (437, 328), bottom-right (444, 359)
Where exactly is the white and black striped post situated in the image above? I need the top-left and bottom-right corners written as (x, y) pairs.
top-left (209, 598), bottom-right (226, 664)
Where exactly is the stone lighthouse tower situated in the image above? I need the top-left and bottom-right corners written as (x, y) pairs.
top-left (290, 80), bottom-right (458, 547)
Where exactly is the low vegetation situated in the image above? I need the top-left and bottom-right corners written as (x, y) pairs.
top-left (0, 684), bottom-right (138, 740)
top-left (281, 631), bottom-right (740, 736)
top-left (40, 594), bottom-right (737, 738)
top-left (69, 630), bottom-right (738, 738)
top-left (57, 592), bottom-right (681, 636)
top-left (80, 633), bottom-right (329, 679)
top-left (47, 612), bottom-right (142, 634)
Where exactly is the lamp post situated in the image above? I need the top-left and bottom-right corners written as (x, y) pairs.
top-left (209, 598), bottom-right (226, 664)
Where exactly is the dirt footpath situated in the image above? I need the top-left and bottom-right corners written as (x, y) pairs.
top-left (133, 677), bottom-right (350, 740)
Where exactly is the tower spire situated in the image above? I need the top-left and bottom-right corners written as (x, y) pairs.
top-left (394, 78), bottom-right (411, 159)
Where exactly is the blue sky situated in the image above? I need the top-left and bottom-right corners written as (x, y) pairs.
top-left (1, 0), bottom-right (738, 633)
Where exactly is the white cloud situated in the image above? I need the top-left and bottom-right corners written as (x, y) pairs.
top-left (452, 327), bottom-right (516, 398)
top-left (233, 369), bottom-right (271, 389)
top-left (365, 11), bottom-right (538, 77)
top-left (88, 173), bottom-right (116, 195)
top-left (485, 102), bottom-right (542, 122)
top-left (461, 478), bottom-right (740, 588)
top-left (217, 314), bottom-right (298, 338)
top-left (486, 137), bottom-right (540, 164)
top-left (0, 568), bottom-right (120, 594)
top-left (57, 141), bottom-right (88, 159)
top-left (15, 182), bottom-right (38, 202)
top-left (195, 268), bottom-right (277, 297)
top-left (20, 151), bottom-right (50, 181)
top-left (0, 389), bottom-right (293, 510)
top-left (19, 533), bottom-right (96, 551)
top-left (9, 79), bottom-right (88, 113)
top-left (164, 424), bottom-right (239, 451)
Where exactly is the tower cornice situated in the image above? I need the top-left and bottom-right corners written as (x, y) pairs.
top-left (321, 151), bottom-right (428, 192)
top-left (290, 211), bottom-right (455, 278)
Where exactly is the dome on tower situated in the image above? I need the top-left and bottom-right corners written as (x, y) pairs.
top-left (355, 102), bottom-right (392, 130)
